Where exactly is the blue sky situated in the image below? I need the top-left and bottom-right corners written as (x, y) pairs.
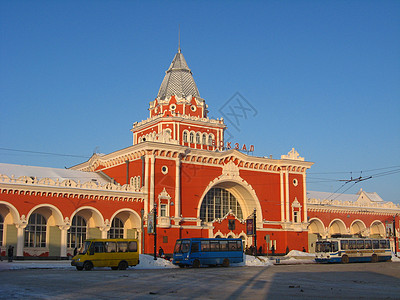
top-left (1, 0), bottom-right (399, 203)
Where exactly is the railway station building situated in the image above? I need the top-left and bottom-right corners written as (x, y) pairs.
top-left (1, 48), bottom-right (399, 258)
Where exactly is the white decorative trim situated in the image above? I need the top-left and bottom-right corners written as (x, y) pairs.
top-left (281, 148), bottom-right (304, 161)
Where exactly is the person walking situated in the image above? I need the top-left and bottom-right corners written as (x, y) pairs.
top-left (7, 245), bottom-right (14, 262)
top-left (158, 246), bottom-right (164, 258)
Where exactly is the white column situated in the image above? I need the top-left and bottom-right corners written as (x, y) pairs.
top-left (285, 170), bottom-right (290, 222)
top-left (280, 170), bottom-right (285, 222)
top-left (16, 225), bottom-right (26, 257)
top-left (58, 225), bottom-right (70, 258)
top-left (150, 155), bottom-right (155, 210)
top-left (175, 158), bottom-right (181, 218)
top-left (303, 172), bottom-right (308, 224)
top-left (144, 155), bottom-right (149, 214)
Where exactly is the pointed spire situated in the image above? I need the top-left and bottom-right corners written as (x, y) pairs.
top-left (157, 49), bottom-right (200, 100)
top-left (178, 25), bottom-right (181, 53)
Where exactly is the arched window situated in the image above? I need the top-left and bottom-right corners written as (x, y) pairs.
top-left (189, 132), bottom-right (194, 143)
top-left (202, 134), bottom-right (207, 145)
top-left (67, 215), bottom-right (87, 249)
top-left (108, 217), bottom-right (124, 239)
top-left (0, 214), bottom-right (3, 246)
top-left (199, 188), bottom-right (243, 222)
top-left (196, 133), bottom-right (201, 144)
top-left (183, 131), bottom-right (188, 143)
top-left (24, 213), bottom-right (46, 247)
top-left (208, 135), bottom-right (213, 146)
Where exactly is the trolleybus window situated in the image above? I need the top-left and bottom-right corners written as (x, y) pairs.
top-left (357, 240), bottom-right (364, 249)
top-left (364, 240), bottom-right (372, 249)
top-left (349, 240), bottom-right (356, 249)
top-left (380, 240), bottom-right (390, 249)
top-left (372, 240), bottom-right (379, 249)
top-left (341, 240), bottom-right (349, 250)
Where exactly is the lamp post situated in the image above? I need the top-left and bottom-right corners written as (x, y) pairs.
top-left (153, 203), bottom-right (157, 260)
top-left (253, 208), bottom-right (257, 256)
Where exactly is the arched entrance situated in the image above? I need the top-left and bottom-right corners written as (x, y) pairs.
top-left (198, 180), bottom-right (262, 225)
top-left (308, 218), bottom-right (325, 252)
top-left (110, 209), bottom-right (142, 252)
top-left (328, 219), bottom-right (347, 237)
top-left (370, 221), bottom-right (385, 238)
top-left (350, 220), bottom-right (367, 237)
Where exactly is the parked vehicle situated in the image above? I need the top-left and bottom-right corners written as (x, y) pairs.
top-left (315, 238), bottom-right (391, 263)
top-left (173, 238), bottom-right (243, 268)
top-left (71, 238), bottom-right (139, 270)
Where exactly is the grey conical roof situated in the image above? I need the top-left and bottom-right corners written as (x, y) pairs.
top-left (157, 49), bottom-right (200, 100)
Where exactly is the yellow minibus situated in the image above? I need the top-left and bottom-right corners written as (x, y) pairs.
top-left (71, 239), bottom-right (139, 271)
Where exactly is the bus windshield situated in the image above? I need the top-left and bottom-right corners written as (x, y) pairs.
top-left (174, 240), bottom-right (191, 253)
top-left (316, 241), bottom-right (338, 252)
top-left (79, 241), bottom-right (91, 255)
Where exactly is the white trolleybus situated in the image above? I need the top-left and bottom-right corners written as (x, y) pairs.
top-left (315, 237), bottom-right (392, 263)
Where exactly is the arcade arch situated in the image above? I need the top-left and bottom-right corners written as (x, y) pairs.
top-left (109, 209), bottom-right (142, 240)
top-left (328, 219), bottom-right (348, 237)
top-left (350, 220), bottom-right (367, 237)
top-left (370, 220), bottom-right (385, 238)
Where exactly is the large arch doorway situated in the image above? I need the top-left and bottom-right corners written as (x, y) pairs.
top-left (308, 218), bottom-right (325, 252)
top-left (328, 219), bottom-right (347, 237)
top-left (350, 220), bottom-right (367, 237)
top-left (199, 188), bottom-right (243, 222)
top-left (198, 181), bottom-right (261, 225)
top-left (370, 221), bottom-right (385, 238)
top-left (110, 210), bottom-right (142, 252)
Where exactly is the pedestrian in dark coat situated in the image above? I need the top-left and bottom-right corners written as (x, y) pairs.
top-left (7, 245), bottom-right (14, 262)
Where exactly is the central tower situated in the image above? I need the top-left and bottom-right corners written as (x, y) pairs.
top-left (131, 48), bottom-right (226, 150)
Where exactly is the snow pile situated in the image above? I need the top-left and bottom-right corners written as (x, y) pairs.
top-left (133, 255), bottom-right (177, 269)
top-left (285, 250), bottom-right (316, 258)
top-left (231, 255), bottom-right (273, 267)
top-left (391, 253), bottom-right (400, 263)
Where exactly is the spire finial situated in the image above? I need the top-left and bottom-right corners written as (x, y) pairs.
top-left (178, 25), bottom-right (181, 53)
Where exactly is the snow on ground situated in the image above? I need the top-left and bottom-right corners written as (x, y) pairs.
top-left (0, 252), bottom-right (398, 270)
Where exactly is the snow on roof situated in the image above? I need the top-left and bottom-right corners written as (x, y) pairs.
top-left (307, 190), bottom-right (359, 202)
top-left (0, 163), bottom-right (110, 185)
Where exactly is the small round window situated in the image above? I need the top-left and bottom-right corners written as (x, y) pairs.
top-left (161, 166), bottom-right (168, 175)
top-left (170, 104), bottom-right (176, 111)
top-left (190, 105), bottom-right (197, 112)
top-left (293, 179), bottom-right (298, 186)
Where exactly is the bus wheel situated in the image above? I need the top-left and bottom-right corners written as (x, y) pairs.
top-left (371, 254), bottom-right (378, 263)
top-left (118, 261), bottom-right (128, 270)
top-left (193, 259), bottom-right (200, 268)
top-left (341, 255), bottom-right (349, 264)
top-left (222, 258), bottom-right (230, 267)
top-left (179, 264), bottom-right (185, 268)
top-left (83, 261), bottom-right (93, 271)
top-left (76, 266), bottom-right (83, 271)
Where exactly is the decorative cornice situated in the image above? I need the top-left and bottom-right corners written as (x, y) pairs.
top-left (0, 174), bottom-right (145, 202)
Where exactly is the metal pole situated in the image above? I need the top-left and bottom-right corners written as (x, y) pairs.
top-left (140, 209), bottom-right (144, 254)
top-left (153, 205), bottom-right (157, 260)
top-left (394, 215), bottom-right (397, 257)
top-left (254, 208), bottom-right (257, 256)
